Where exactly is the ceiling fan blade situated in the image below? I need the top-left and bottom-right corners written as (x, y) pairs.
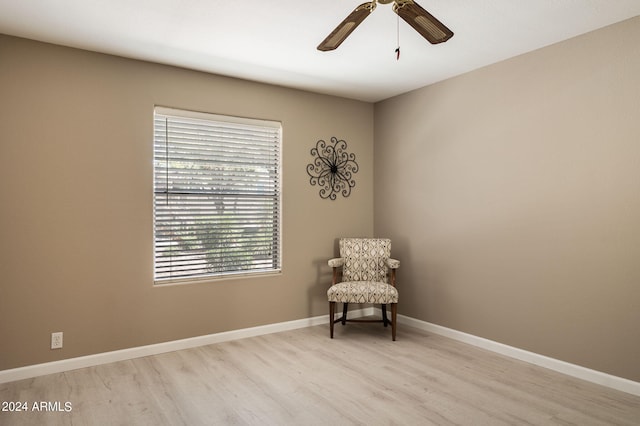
top-left (393, 0), bottom-right (453, 44)
top-left (317, 2), bottom-right (377, 51)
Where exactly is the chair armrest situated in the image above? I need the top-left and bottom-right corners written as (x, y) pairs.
top-left (386, 258), bottom-right (400, 269)
top-left (328, 257), bottom-right (344, 286)
top-left (328, 257), bottom-right (344, 268)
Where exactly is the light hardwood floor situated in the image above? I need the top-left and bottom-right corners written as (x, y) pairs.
top-left (1, 322), bottom-right (639, 425)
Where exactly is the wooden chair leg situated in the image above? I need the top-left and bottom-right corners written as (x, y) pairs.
top-left (381, 304), bottom-right (388, 327)
top-left (341, 302), bottom-right (348, 325)
top-left (391, 303), bottom-right (397, 341)
top-left (329, 301), bottom-right (335, 338)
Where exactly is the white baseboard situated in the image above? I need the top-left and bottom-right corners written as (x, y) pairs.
top-left (0, 312), bottom-right (338, 384)
top-left (2, 308), bottom-right (639, 398)
top-left (395, 313), bottom-right (640, 397)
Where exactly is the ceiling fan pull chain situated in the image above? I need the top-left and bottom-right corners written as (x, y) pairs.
top-left (395, 10), bottom-right (400, 60)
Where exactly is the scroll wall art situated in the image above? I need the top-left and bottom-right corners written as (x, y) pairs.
top-left (306, 136), bottom-right (359, 200)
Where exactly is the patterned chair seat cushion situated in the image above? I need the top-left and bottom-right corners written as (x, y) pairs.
top-left (327, 281), bottom-right (399, 304)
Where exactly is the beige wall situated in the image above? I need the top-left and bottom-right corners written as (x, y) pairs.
top-left (374, 17), bottom-right (640, 381)
top-left (0, 35), bottom-right (374, 370)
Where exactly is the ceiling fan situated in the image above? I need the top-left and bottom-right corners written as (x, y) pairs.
top-left (317, 0), bottom-right (453, 51)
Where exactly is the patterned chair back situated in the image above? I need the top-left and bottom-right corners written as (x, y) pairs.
top-left (340, 238), bottom-right (391, 283)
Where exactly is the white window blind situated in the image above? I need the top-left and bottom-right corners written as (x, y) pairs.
top-left (153, 107), bottom-right (281, 283)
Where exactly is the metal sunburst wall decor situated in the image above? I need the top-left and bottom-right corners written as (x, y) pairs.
top-left (306, 136), bottom-right (359, 200)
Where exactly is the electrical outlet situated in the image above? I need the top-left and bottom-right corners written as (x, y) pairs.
top-left (51, 332), bottom-right (63, 349)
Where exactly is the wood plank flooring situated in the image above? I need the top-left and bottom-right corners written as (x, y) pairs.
top-left (1, 322), bottom-right (639, 425)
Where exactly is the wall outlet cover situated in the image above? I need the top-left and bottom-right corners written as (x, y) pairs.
top-left (51, 332), bottom-right (63, 349)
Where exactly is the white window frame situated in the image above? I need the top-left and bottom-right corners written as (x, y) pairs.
top-left (153, 106), bottom-right (282, 284)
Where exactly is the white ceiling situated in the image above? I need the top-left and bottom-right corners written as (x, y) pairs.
top-left (1, 0), bottom-right (639, 102)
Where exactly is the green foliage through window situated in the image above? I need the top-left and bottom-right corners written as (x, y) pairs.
top-left (153, 107), bottom-right (281, 282)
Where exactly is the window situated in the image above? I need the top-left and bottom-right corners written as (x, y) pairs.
top-left (153, 107), bottom-right (281, 283)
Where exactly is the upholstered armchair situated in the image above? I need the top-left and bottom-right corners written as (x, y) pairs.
top-left (327, 238), bottom-right (400, 340)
